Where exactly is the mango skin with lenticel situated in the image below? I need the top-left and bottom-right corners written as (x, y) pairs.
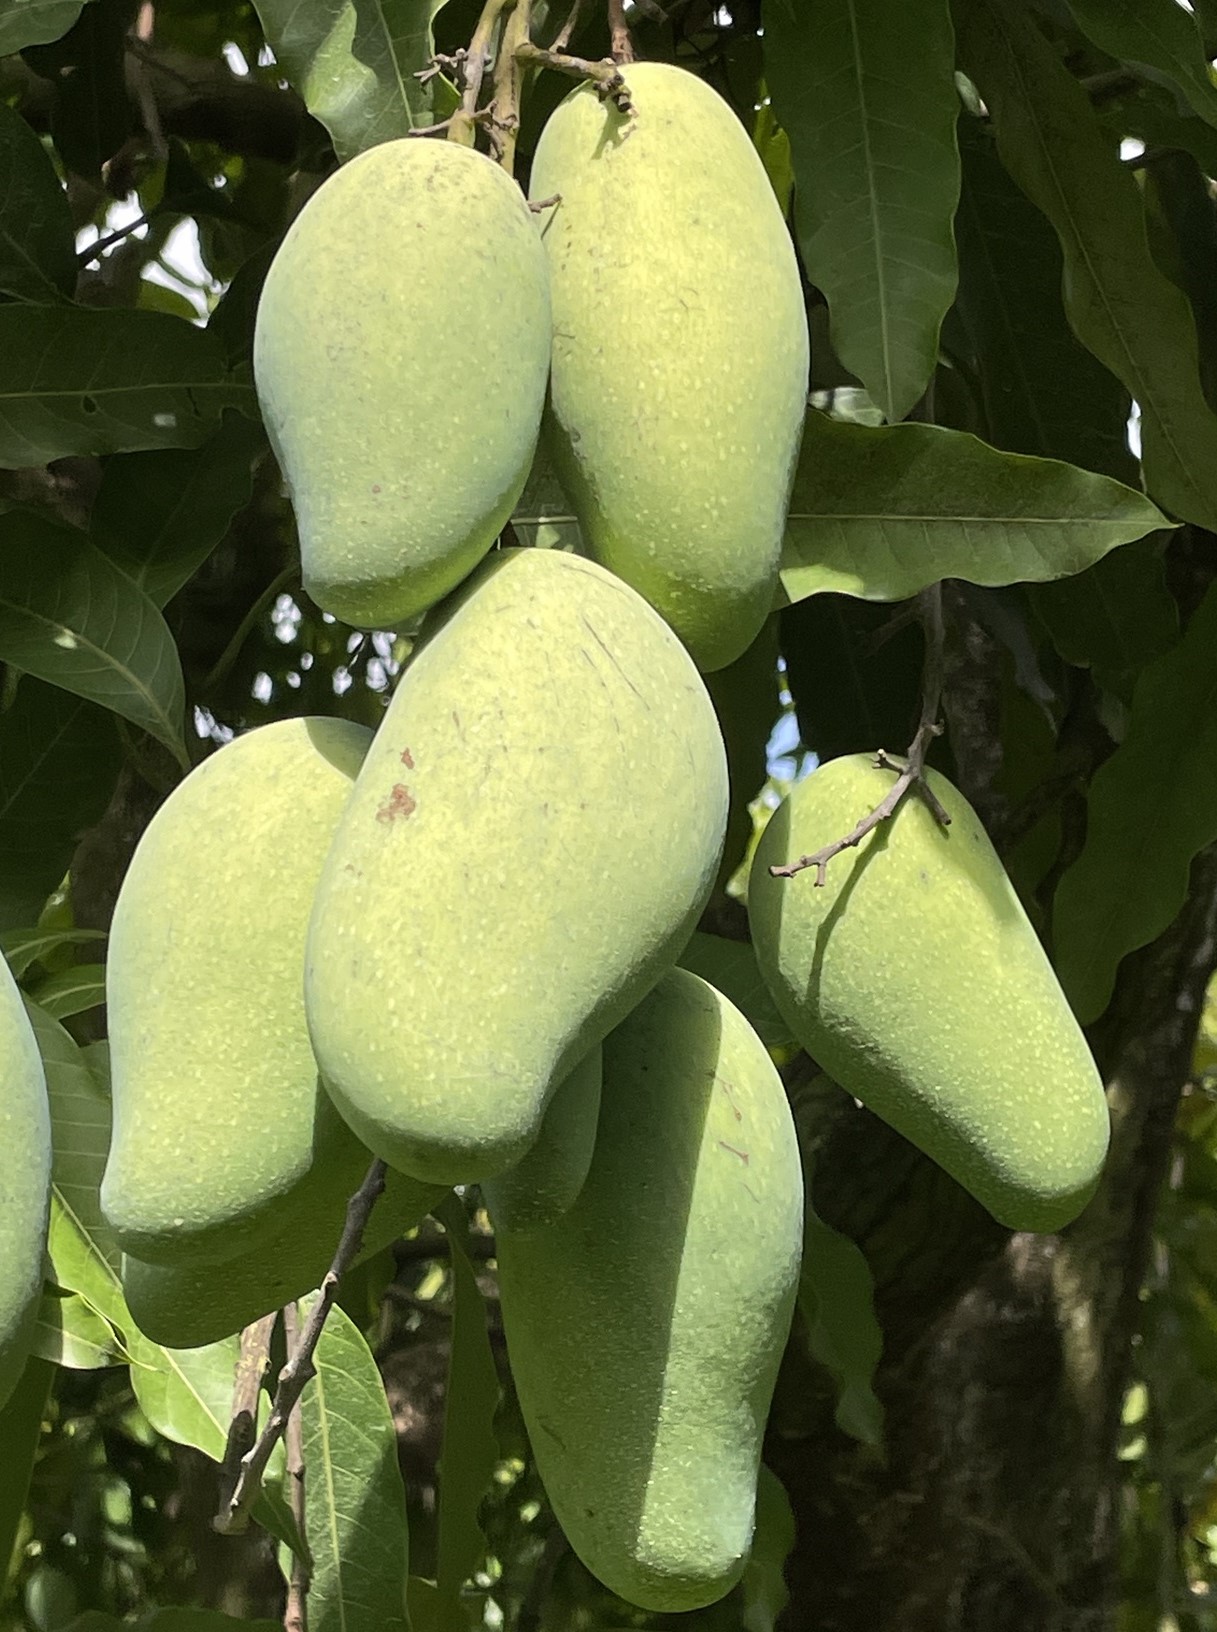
top-left (305, 546), bottom-right (728, 1187)
top-left (497, 968), bottom-right (802, 1613)
top-left (254, 139), bottom-right (551, 630)
top-left (101, 717), bottom-right (379, 1267)
top-left (530, 62), bottom-right (809, 672)
top-left (749, 754), bottom-right (1111, 1231)
top-left (0, 956), bottom-right (51, 1410)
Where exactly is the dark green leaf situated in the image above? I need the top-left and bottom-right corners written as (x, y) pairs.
top-left (295, 1294), bottom-right (411, 1632)
top-left (0, 1356), bottom-right (52, 1588)
top-left (677, 932), bottom-right (794, 1051)
top-left (1053, 582), bottom-right (1217, 1022)
top-left (955, 0), bottom-right (1217, 532)
top-left (28, 961), bottom-right (105, 1019)
top-left (0, 509), bottom-right (188, 762)
top-left (92, 413), bottom-right (266, 607)
top-left (1142, 148), bottom-right (1217, 413)
top-left (0, 0), bottom-right (88, 54)
top-left (1065, 0), bottom-right (1217, 131)
top-left (31, 1287), bottom-right (122, 1367)
top-left (207, 244), bottom-right (275, 368)
top-left (778, 413), bottom-right (1169, 605)
top-left (63, 1613), bottom-right (280, 1632)
top-left (250, 0), bottom-right (446, 160)
top-left (0, 103), bottom-right (75, 301)
top-left (0, 925), bottom-right (105, 978)
top-left (764, 0), bottom-right (959, 420)
top-left (954, 116), bottom-right (1136, 480)
top-left (1029, 535), bottom-right (1178, 697)
top-left (24, 0), bottom-right (133, 182)
top-left (1098, 80), bottom-right (1217, 180)
top-left (0, 680), bottom-right (120, 932)
top-left (0, 305), bottom-right (255, 466)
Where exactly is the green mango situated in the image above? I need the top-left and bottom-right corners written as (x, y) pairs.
top-left (102, 718), bottom-right (379, 1267)
top-left (0, 957), bottom-right (51, 1410)
top-left (254, 140), bottom-right (551, 630)
top-left (122, 1168), bottom-right (443, 1349)
top-left (749, 754), bottom-right (1111, 1230)
top-left (306, 546), bottom-right (728, 1186)
top-left (530, 62), bottom-right (809, 672)
top-left (482, 1047), bottom-right (601, 1233)
top-left (497, 968), bottom-right (803, 1612)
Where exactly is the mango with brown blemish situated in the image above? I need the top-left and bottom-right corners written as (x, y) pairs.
top-left (497, 967), bottom-right (802, 1612)
top-left (305, 547), bottom-right (728, 1186)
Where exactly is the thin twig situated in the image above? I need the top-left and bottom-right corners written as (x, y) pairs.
top-left (77, 210), bottom-right (156, 267)
top-left (216, 1314), bottom-right (277, 1517)
top-left (550, 0), bottom-right (584, 53)
top-left (513, 40), bottom-right (633, 111)
top-left (213, 1159), bottom-right (388, 1535)
top-left (769, 585), bottom-right (950, 886)
top-left (282, 1302), bottom-right (309, 1632)
top-left (491, 0), bottom-right (530, 173)
top-left (606, 0), bottom-right (635, 63)
top-left (446, 0), bottom-right (516, 146)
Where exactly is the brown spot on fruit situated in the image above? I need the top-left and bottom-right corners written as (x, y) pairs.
top-left (400, 747), bottom-right (415, 769)
top-left (375, 784), bottom-right (416, 824)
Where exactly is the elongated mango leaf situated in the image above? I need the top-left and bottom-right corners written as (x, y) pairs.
top-left (1029, 537), bottom-right (1178, 699)
top-left (92, 414), bottom-right (265, 607)
top-left (739, 1467), bottom-right (795, 1632)
top-left (1053, 583), bottom-right (1217, 1023)
top-left (29, 962), bottom-right (106, 1020)
top-left (0, 104), bottom-right (75, 302)
top-left (799, 1188), bottom-right (884, 1446)
top-left (0, 682), bottom-right (119, 934)
top-left (251, 0), bottom-right (445, 161)
top-left (954, 118), bottom-right (1136, 481)
top-left (1, 926), bottom-right (105, 979)
top-left (31, 1288), bottom-right (123, 1369)
top-left (0, 0), bottom-right (89, 53)
top-left (777, 413), bottom-right (1169, 605)
top-left (0, 509), bottom-right (188, 764)
top-left (0, 1356), bottom-right (53, 1595)
top-left (125, 1327), bottom-right (241, 1461)
top-left (1065, 0), bottom-right (1217, 133)
top-left (0, 306), bottom-right (254, 467)
top-left (295, 1294), bottom-right (410, 1632)
top-left (955, 0), bottom-right (1217, 532)
top-left (764, 0), bottom-right (959, 421)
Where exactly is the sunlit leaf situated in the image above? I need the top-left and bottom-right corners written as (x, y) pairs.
top-left (30, 1288), bottom-right (122, 1369)
top-left (0, 509), bottom-right (188, 764)
top-left (765, 0), bottom-right (960, 420)
top-left (777, 413), bottom-right (1169, 605)
top-left (1053, 581), bottom-right (1217, 1022)
top-left (0, 926), bottom-right (106, 979)
top-left (28, 962), bottom-right (105, 1020)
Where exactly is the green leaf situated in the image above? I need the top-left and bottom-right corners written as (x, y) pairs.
top-left (28, 962), bottom-right (105, 1020)
top-left (0, 305), bottom-right (255, 467)
top-left (91, 413), bottom-right (265, 607)
top-left (0, 509), bottom-right (188, 764)
top-left (0, 104), bottom-right (75, 302)
top-left (764, 0), bottom-right (960, 421)
top-left (24, 0), bottom-right (133, 183)
top-left (0, 680), bottom-right (120, 933)
top-left (30, 1288), bottom-right (122, 1368)
top-left (953, 117), bottom-right (1136, 481)
top-left (799, 1160), bottom-right (884, 1445)
top-left (63, 1613), bottom-right (280, 1632)
top-left (0, 1356), bottom-right (52, 1591)
top-left (510, 445), bottom-right (581, 550)
top-left (0, 927), bottom-right (105, 980)
top-left (954, 0), bottom-right (1217, 533)
top-left (250, 0), bottom-right (446, 161)
top-left (1029, 535), bottom-right (1178, 698)
top-left (1142, 148), bottom-right (1217, 415)
top-left (777, 413), bottom-right (1170, 605)
top-left (0, 0), bottom-right (88, 54)
top-left (295, 1295), bottom-right (411, 1632)
top-left (125, 1328), bottom-right (241, 1462)
top-left (1065, 0), bottom-right (1217, 133)
top-left (1053, 581), bottom-right (1217, 1022)
top-left (677, 932), bottom-right (794, 1051)
top-left (739, 1466), bottom-right (795, 1632)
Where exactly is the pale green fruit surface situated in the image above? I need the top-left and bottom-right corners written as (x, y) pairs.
top-left (254, 140), bottom-right (551, 629)
top-left (122, 1168), bottom-right (443, 1349)
top-left (0, 957), bottom-right (51, 1410)
top-left (102, 717), bottom-right (376, 1266)
top-left (306, 547), bottom-right (728, 1185)
top-left (497, 968), bottom-right (803, 1613)
top-left (530, 62), bottom-right (809, 672)
top-left (749, 755), bottom-right (1111, 1231)
top-left (482, 1046), bottom-right (601, 1233)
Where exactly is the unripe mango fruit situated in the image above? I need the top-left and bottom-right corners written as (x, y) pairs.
top-left (102, 718), bottom-right (381, 1266)
top-left (749, 755), bottom-right (1111, 1231)
top-left (482, 1047), bottom-right (601, 1233)
top-left (254, 140), bottom-right (551, 630)
top-left (530, 62), bottom-right (809, 672)
top-left (0, 958), bottom-right (51, 1410)
top-left (497, 968), bottom-right (803, 1612)
top-left (121, 1168), bottom-right (443, 1349)
top-left (306, 546), bottom-right (728, 1186)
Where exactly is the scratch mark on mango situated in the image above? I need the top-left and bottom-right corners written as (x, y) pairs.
top-left (718, 1140), bottom-right (750, 1166)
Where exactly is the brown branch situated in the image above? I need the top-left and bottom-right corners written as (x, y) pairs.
top-left (444, 0), bottom-right (516, 147)
top-left (513, 40), bottom-right (633, 111)
top-left (213, 1159), bottom-right (389, 1535)
top-left (550, 0), bottom-right (584, 53)
top-left (282, 1302), bottom-right (309, 1632)
top-left (769, 585), bottom-right (951, 886)
top-left (491, 0), bottom-right (530, 173)
top-left (606, 0), bottom-right (635, 63)
top-left (216, 1314), bottom-right (277, 1518)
